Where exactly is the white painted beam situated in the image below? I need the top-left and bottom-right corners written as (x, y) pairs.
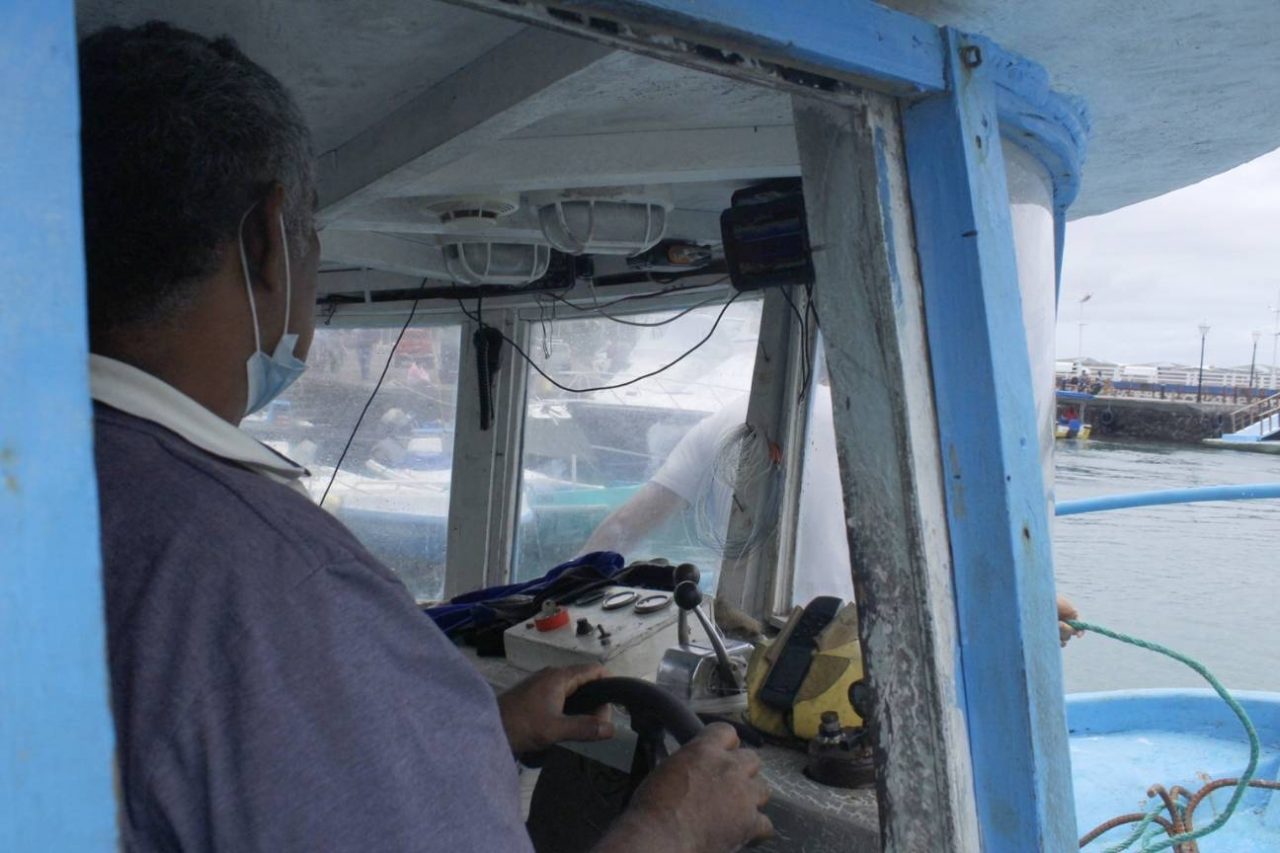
top-left (328, 204), bottom-right (724, 245)
top-left (445, 310), bottom-right (531, 595)
top-left (320, 230), bottom-right (448, 278)
top-left (715, 288), bottom-right (798, 617)
top-left (317, 27), bottom-right (616, 220)
top-left (395, 125), bottom-right (799, 197)
top-left (328, 203), bottom-right (548, 243)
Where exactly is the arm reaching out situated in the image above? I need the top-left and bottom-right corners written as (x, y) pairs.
top-left (581, 482), bottom-right (687, 556)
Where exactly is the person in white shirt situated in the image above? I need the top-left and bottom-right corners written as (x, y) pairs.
top-left (582, 369), bottom-right (1082, 642)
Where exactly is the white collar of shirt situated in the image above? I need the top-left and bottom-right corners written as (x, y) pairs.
top-left (89, 354), bottom-right (311, 495)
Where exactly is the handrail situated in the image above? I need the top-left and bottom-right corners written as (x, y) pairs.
top-left (1056, 483), bottom-right (1280, 516)
top-left (1228, 391), bottom-right (1280, 433)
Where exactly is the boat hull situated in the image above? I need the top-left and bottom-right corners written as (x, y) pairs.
top-left (1068, 689), bottom-right (1280, 851)
top-left (1057, 423), bottom-right (1092, 440)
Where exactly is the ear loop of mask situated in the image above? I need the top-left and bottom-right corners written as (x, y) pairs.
top-left (238, 206), bottom-right (263, 355)
top-left (278, 212), bottom-right (292, 341)
top-left (237, 205), bottom-right (295, 354)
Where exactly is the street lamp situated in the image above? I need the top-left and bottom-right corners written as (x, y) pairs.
top-left (1250, 330), bottom-right (1262, 398)
top-left (1271, 291), bottom-right (1280, 394)
top-left (1196, 323), bottom-right (1210, 403)
top-left (1076, 293), bottom-right (1092, 360)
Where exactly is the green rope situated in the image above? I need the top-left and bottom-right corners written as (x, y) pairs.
top-left (1069, 619), bottom-right (1261, 853)
top-left (1100, 801), bottom-right (1169, 853)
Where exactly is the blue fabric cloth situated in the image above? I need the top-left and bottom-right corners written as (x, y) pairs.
top-left (424, 551), bottom-right (625, 636)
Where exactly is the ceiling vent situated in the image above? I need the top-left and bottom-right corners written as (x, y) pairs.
top-left (534, 189), bottom-right (672, 256)
top-left (440, 241), bottom-right (551, 286)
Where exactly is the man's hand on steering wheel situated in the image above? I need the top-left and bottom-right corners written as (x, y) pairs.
top-left (498, 664), bottom-right (616, 756)
top-left (596, 723), bottom-right (773, 853)
top-left (505, 669), bottom-right (771, 851)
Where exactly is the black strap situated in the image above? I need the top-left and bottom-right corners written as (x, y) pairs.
top-left (474, 325), bottom-right (504, 430)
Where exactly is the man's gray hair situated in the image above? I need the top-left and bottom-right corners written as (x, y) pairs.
top-left (79, 21), bottom-right (315, 337)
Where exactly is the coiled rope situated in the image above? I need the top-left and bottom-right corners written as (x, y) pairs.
top-left (1069, 619), bottom-right (1264, 852)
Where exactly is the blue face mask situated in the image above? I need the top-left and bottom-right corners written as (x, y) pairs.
top-left (238, 208), bottom-right (308, 416)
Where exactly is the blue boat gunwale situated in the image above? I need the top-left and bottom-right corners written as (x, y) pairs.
top-left (1067, 688), bottom-right (1280, 743)
top-left (1067, 688), bottom-right (1280, 843)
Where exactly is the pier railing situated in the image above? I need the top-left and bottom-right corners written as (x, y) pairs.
top-left (1227, 392), bottom-right (1280, 433)
top-left (1057, 379), bottom-right (1272, 404)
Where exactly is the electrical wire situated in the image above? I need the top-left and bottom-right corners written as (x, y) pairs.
top-left (688, 421), bottom-right (784, 559)
top-left (535, 294), bottom-right (553, 359)
top-left (569, 278), bottom-right (727, 311)
top-left (457, 290), bottom-right (744, 395)
top-left (581, 275), bottom-right (729, 324)
top-left (779, 285), bottom-right (812, 404)
top-left (545, 287), bottom-right (727, 328)
top-left (319, 284), bottom-right (426, 508)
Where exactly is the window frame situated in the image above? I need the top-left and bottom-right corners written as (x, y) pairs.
top-left (319, 275), bottom-right (815, 604)
top-left (279, 316), bottom-right (468, 600)
top-left (507, 282), bottom-right (790, 592)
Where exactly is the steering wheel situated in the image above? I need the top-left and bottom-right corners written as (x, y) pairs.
top-left (565, 677), bottom-right (704, 781)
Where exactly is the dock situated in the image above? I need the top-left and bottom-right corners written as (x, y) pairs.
top-left (1085, 396), bottom-right (1236, 444)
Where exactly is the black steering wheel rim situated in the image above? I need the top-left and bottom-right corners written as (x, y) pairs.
top-left (564, 676), bottom-right (704, 745)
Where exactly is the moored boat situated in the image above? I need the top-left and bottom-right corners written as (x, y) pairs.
top-left (1058, 389), bottom-right (1095, 440)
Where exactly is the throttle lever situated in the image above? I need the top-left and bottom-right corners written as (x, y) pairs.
top-left (674, 581), bottom-right (743, 691)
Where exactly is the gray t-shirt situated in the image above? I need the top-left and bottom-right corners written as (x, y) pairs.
top-left (95, 404), bottom-right (532, 852)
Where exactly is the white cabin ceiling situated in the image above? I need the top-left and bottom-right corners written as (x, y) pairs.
top-left (76, 0), bottom-right (524, 154)
top-left (77, 0), bottom-right (1280, 281)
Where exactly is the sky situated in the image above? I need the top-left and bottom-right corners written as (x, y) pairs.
top-left (1056, 146), bottom-right (1280, 370)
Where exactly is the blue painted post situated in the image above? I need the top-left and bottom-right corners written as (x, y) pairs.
top-left (902, 29), bottom-right (1077, 851)
top-left (0, 3), bottom-right (118, 850)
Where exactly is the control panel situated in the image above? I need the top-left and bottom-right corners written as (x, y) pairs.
top-left (504, 587), bottom-right (694, 680)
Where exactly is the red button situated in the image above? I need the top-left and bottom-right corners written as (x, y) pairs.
top-left (534, 606), bottom-right (570, 632)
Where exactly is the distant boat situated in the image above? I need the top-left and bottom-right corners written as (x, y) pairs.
top-left (1057, 389), bottom-right (1094, 440)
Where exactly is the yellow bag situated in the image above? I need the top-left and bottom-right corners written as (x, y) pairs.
top-left (745, 602), bottom-right (865, 740)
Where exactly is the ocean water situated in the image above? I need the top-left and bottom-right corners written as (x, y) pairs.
top-left (1054, 439), bottom-right (1280, 694)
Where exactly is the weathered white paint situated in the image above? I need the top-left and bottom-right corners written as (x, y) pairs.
top-left (1004, 141), bottom-right (1059, 517)
top-left (794, 91), bottom-right (981, 852)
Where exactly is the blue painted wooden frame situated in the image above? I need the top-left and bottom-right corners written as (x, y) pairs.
top-left (902, 28), bottom-right (1078, 851)
top-left (0, 1), bottom-right (118, 850)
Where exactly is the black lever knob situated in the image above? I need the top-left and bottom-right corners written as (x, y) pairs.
top-left (674, 563), bottom-right (701, 588)
top-left (674, 580), bottom-right (703, 611)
